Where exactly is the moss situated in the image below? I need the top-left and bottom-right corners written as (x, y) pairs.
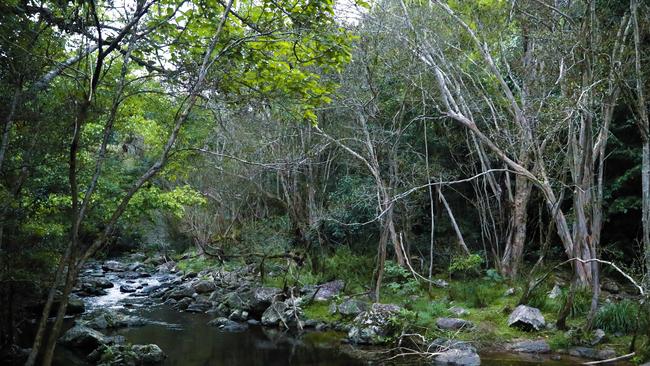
top-left (303, 302), bottom-right (339, 323)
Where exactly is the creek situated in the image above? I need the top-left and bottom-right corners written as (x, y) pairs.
top-left (52, 260), bottom-right (627, 366)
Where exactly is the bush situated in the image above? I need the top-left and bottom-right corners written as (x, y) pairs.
top-left (449, 281), bottom-right (503, 308)
top-left (448, 254), bottom-right (483, 277)
top-left (320, 247), bottom-right (374, 290)
top-left (594, 300), bottom-right (647, 334)
top-left (557, 286), bottom-right (592, 318)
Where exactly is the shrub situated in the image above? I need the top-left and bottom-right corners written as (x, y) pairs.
top-left (320, 247), bottom-right (374, 290)
top-left (594, 300), bottom-right (647, 334)
top-left (448, 254), bottom-right (483, 277)
top-left (449, 281), bottom-right (503, 308)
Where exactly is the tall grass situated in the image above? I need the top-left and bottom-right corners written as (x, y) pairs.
top-left (448, 281), bottom-right (504, 308)
top-left (594, 300), bottom-right (647, 334)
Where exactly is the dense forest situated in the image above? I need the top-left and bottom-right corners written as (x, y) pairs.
top-left (1, 0), bottom-right (650, 365)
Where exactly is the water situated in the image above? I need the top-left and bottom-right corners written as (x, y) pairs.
top-left (55, 266), bottom-right (630, 366)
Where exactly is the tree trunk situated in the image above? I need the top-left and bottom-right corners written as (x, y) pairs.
top-left (501, 172), bottom-right (532, 278)
top-left (438, 188), bottom-right (470, 255)
top-left (643, 141), bottom-right (650, 290)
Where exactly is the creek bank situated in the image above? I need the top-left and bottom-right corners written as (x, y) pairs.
top-left (60, 254), bottom-right (634, 366)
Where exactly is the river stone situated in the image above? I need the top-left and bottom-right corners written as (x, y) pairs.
top-left (261, 301), bottom-right (289, 326)
top-left (59, 325), bottom-right (113, 352)
top-left (431, 339), bottom-right (476, 352)
top-left (347, 303), bottom-right (402, 345)
top-left (102, 260), bottom-right (126, 272)
top-left (436, 318), bottom-right (473, 330)
top-left (251, 287), bottom-right (282, 313)
top-left (166, 285), bottom-right (195, 300)
top-left (208, 317), bottom-right (248, 332)
top-left (173, 297), bottom-right (193, 311)
top-left (508, 305), bottom-right (545, 331)
top-left (568, 347), bottom-right (616, 360)
top-left (67, 294), bottom-right (86, 315)
top-left (433, 348), bottom-right (481, 366)
top-left (186, 300), bottom-right (212, 313)
top-left (229, 309), bottom-right (249, 322)
top-left (120, 284), bottom-right (138, 293)
top-left (132, 344), bottom-right (166, 363)
top-left (506, 339), bottom-right (551, 353)
top-left (191, 280), bottom-right (216, 294)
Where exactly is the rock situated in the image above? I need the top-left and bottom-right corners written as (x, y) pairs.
top-left (129, 253), bottom-right (147, 262)
top-left (347, 303), bottom-right (402, 345)
top-left (165, 285), bottom-right (195, 300)
top-left (432, 279), bottom-right (449, 288)
top-left (119, 284), bottom-right (138, 293)
top-left (506, 339), bottom-right (550, 353)
top-left (89, 343), bottom-right (165, 365)
top-left (261, 301), bottom-right (289, 326)
top-left (590, 329), bottom-right (606, 346)
top-left (338, 299), bottom-right (368, 317)
top-left (67, 294), bottom-right (86, 315)
top-left (568, 347), bottom-right (616, 360)
top-left (172, 297), bottom-right (193, 311)
top-left (156, 261), bottom-right (177, 273)
top-left (250, 287), bottom-right (282, 314)
top-left (433, 348), bottom-right (481, 366)
top-left (83, 310), bottom-right (148, 329)
top-left (449, 306), bottom-right (469, 316)
top-left (504, 288), bottom-right (516, 296)
top-left (186, 300), bottom-right (211, 313)
top-left (548, 285), bottom-right (562, 299)
top-left (303, 280), bottom-right (345, 301)
top-left (436, 318), bottom-right (473, 330)
top-left (229, 309), bottom-right (249, 322)
top-left (508, 305), bottom-right (546, 331)
top-left (59, 325), bottom-right (113, 352)
top-left (208, 317), bottom-right (248, 332)
top-left (102, 260), bottom-right (126, 272)
top-left (192, 280), bottom-right (217, 294)
top-left (601, 281), bottom-right (620, 294)
top-left (329, 302), bottom-right (338, 315)
top-left (432, 339), bottom-right (476, 352)
top-left (132, 344), bottom-right (166, 364)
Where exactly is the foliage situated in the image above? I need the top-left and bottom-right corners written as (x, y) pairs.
top-left (448, 254), bottom-right (484, 276)
top-left (319, 247), bottom-right (374, 291)
top-left (448, 280), bottom-right (503, 308)
top-left (594, 300), bottom-right (647, 334)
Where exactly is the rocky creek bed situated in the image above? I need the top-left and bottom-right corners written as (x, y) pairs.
top-left (36, 254), bottom-right (641, 365)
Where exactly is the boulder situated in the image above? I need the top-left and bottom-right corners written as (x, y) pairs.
top-left (83, 310), bottom-right (148, 329)
top-left (132, 344), bottom-right (166, 364)
top-left (433, 348), bottom-right (481, 366)
top-left (261, 301), bottom-right (289, 326)
top-left (312, 280), bottom-right (345, 301)
top-left (102, 260), bottom-right (126, 272)
top-left (229, 309), bottom-right (249, 322)
top-left (338, 299), bottom-right (368, 317)
top-left (186, 300), bottom-right (211, 313)
top-left (165, 285), bottom-right (195, 300)
top-left (172, 297), bottom-right (193, 311)
top-left (590, 329), bottom-right (606, 346)
top-left (250, 287), bottom-right (282, 314)
top-left (67, 294), bottom-right (86, 315)
top-left (508, 305), bottom-right (545, 331)
top-left (192, 280), bottom-right (217, 294)
top-left (436, 318), bottom-right (473, 330)
top-left (432, 279), bottom-right (449, 288)
top-left (506, 339), bottom-right (551, 353)
top-left (119, 284), bottom-right (138, 293)
top-left (59, 325), bottom-right (113, 352)
top-left (208, 317), bottom-right (248, 332)
top-left (347, 303), bottom-right (402, 345)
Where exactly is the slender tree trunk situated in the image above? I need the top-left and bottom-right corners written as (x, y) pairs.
top-left (438, 188), bottom-right (470, 255)
top-left (501, 172), bottom-right (532, 278)
top-left (639, 100), bottom-right (650, 292)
